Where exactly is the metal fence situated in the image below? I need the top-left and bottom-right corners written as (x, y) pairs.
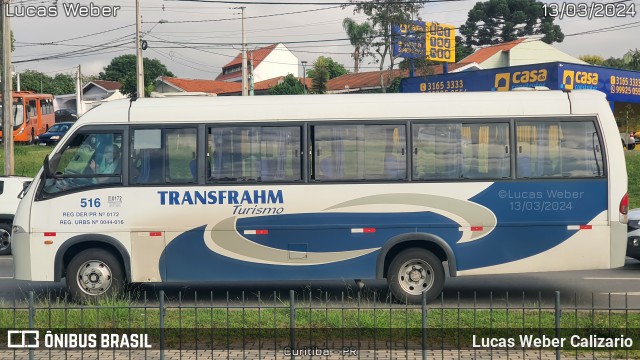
top-left (0, 289), bottom-right (638, 359)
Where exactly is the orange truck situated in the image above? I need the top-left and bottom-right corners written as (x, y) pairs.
top-left (0, 91), bottom-right (55, 143)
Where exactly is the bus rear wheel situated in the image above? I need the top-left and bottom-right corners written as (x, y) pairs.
top-left (387, 248), bottom-right (444, 304)
top-left (66, 249), bottom-right (125, 301)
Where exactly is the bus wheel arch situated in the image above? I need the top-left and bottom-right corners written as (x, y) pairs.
top-left (376, 234), bottom-right (455, 304)
top-left (54, 235), bottom-right (131, 284)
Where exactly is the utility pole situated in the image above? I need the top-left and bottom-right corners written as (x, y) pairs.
top-left (76, 65), bottom-right (83, 116)
top-left (135, 0), bottom-right (145, 98)
top-left (249, 51), bottom-right (254, 96)
top-left (240, 6), bottom-right (247, 96)
top-left (2, 0), bottom-right (14, 175)
top-left (16, 68), bottom-right (19, 91)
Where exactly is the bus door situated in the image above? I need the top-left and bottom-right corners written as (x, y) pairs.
top-left (26, 99), bottom-right (37, 141)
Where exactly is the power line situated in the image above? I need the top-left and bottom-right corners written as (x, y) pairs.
top-left (171, 0), bottom-right (468, 5)
top-left (145, 5), bottom-right (344, 23)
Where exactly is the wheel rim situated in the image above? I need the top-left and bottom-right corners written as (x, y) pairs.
top-left (76, 260), bottom-right (113, 296)
top-left (0, 229), bottom-right (10, 252)
top-left (397, 258), bottom-right (435, 296)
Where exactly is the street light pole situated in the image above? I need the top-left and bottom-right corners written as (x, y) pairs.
top-left (135, 0), bottom-right (144, 98)
top-left (301, 60), bottom-right (307, 94)
top-left (240, 7), bottom-right (247, 96)
top-left (2, 0), bottom-right (14, 175)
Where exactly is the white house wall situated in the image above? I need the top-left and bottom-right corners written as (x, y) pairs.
top-left (253, 44), bottom-right (299, 82)
top-left (508, 41), bottom-right (586, 66)
top-left (154, 81), bottom-right (184, 93)
top-left (479, 41), bottom-right (587, 69)
top-left (83, 86), bottom-right (112, 101)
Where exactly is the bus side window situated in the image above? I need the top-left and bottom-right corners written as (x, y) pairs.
top-left (131, 129), bottom-right (164, 185)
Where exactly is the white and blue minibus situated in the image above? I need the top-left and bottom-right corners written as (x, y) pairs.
top-left (12, 90), bottom-right (627, 303)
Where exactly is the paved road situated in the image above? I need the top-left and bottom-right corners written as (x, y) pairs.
top-left (1, 256), bottom-right (639, 307)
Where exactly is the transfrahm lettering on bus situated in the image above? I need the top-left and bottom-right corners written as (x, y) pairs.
top-left (157, 190), bottom-right (284, 206)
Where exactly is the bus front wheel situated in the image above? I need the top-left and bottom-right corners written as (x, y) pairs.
top-left (66, 249), bottom-right (125, 301)
top-left (387, 248), bottom-right (444, 304)
top-left (0, 223), bottom-right (12, 255)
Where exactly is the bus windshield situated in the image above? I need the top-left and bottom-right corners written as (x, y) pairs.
top-left (0, 103), bottom-right (25, 129)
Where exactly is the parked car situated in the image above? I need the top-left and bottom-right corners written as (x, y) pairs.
top-left (621, 132), bottom-right (636, 150)
top-left (0, 176), bottom-right (31, 255)
top-left (627, 208), bottom-right (640, 261)
top-left (37, 122), bottom-right (73, 146)
top-left (54, 109), bottom-right (77, 123)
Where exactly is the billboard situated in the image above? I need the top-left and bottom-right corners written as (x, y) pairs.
top-left (391, 21), bottom-right (426, 59)
top-left (425, 22), bottom-right (456, 63)
top-left (399, 62), bottom-right (640, 103)
top-left (392, 21), bottom-right (456, 62)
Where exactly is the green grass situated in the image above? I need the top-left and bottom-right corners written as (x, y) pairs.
top-left (0, 145), bottom-right (53, 177)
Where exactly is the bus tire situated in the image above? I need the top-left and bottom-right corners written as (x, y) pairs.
top-left (66, 249), bottom-right (125, 302)
top-left (0, 223), bottom-right (12, 255)
top-left (387, 248), bottom-right (444, 304)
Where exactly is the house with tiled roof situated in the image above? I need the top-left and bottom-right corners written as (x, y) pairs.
top-left (459, 38), bottom-right (586, 69)
top-left (82, 80), bottom-right (123, 101)
top-left (216, 43), bottom-right (299, 83)
top-left (55, 80), bottom-right (125, 112)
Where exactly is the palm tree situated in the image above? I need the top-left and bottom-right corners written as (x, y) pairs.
top-left (342, 18), bottom-right (372, 74)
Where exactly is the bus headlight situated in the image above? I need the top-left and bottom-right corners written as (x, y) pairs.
top-left (17, 128), bottom-right (24, 135)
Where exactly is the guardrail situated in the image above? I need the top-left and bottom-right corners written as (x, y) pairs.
top-left (0, 290), bottom-right (638, 359)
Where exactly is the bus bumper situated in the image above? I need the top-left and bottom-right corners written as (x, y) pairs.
top-left (611, 221), bottom-right (627, 268)
top-left (12, 232), bottom-right (32, 280)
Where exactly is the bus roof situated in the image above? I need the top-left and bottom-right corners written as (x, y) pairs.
top-left (75, 90), bottom-right (608, 125)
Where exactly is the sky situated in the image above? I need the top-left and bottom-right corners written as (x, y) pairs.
top-left (7, 0), bottom-right (640, 81)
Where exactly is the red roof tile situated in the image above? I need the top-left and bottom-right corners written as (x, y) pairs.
top-left (214, 76), bottom-right (311, 95)
top-left (89, 80), bottom-right (121, 91)
top-left (223, 43), bottom-right (277, 68)
top-left (327, 63), bottom-right (471, 92)
top-left (459, 39), bottom-right (526, 65)
top-left (215, 72), bottom-right (243, 82)
top-left (161, 77), bottom-right (241, 94)
top-left (216, 44), bottom-right (279, 81)
top-left (253, 76), bottom-right (311, 91)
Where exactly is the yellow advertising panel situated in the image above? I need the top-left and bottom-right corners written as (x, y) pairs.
top-left (425, 22), bottom-right (456, 63)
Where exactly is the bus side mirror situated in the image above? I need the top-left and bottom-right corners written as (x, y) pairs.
top-left (18, 181), bottom-right (31, 199)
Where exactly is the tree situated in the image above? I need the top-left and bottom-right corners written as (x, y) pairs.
top-left (342, 18), bottom-right (373, 73)
top-left (99, 55), bottom-right (174, 96)
top-left (460, 0), bottom-right (564, 47)
top-left (348, 0), bottom-right (427, 92)
top-left (306, 57), bottom-right (348, 81)
top-left (13, 70), bottom-right (75, 95)
top-left (268, 74), bottom-right (305, 95)
top-left (622, 49), bottom-right (640, 71)
top-left (579, 55), bottom-right (605, 66)
top-left (310, 57), bottom-right (330, 94)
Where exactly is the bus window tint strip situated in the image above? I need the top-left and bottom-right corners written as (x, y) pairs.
top-left (412, 122), bottom-right (510, 180)
top-left (312, 124), bottom-right (407, 181)
top-left (516, 121), bottom-right (605, 178)
top-left (207, 126), bottom-right (302, 182)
